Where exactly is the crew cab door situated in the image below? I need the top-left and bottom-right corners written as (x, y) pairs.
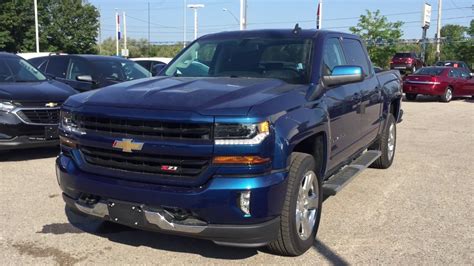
top-left (322, 37), bottom-right (362, 169)
top-left (341, 38), bottom-right (382, 147)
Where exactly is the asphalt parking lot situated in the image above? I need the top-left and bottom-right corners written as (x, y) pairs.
top-left (1, 96), bottom-right (473, 265)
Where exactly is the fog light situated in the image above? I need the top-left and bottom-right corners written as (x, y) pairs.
top-left (239, 191), bottom-right (251, 217)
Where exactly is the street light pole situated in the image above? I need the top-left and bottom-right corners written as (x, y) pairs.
top-left (223, 8), bottom-right (240, 26)
top-left (436, 0), bottom-right (442, 61)
top-left (187, 4), bottom-right (204, 40)
top-left (239, 0), bottom-right (247, 30)
top-left (183, 0), bottom-right (187, 48)
top-left (34, 0), bottom-right (39, 53)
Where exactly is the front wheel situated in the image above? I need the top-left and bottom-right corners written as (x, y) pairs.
top-left (370, 114), bottom-right (397, 169)
top-left (267, 152), bottom-right (322, 256)
top-left (440, 87), bottom-right (453, 103)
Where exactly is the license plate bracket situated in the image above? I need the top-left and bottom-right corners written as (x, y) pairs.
top-left (44, 126), bottom-right (59, 140)
top-left (107, 200), bottom-right (145, 227)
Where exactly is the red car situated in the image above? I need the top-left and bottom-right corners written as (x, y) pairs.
top-left (390, 52), bottom-right (424, 73)
top-left (403, 67), bottom-right (474, 102)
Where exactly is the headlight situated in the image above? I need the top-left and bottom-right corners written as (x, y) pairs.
top-left (215, 121), bottom-right (270, 145)
top-left (60, 110), bottom-right (83, 134)
top-left (0, 101), bottom-right (15, 112)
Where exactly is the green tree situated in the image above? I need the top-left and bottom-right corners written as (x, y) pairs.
top-left (98, 37), bottom-right (183, 58)
top-left (350, 10), bottom-right (404, 68)
top-left (0, 0), bottom-right (99, 53)
top-left (440, 24), bottom-right (468, 61)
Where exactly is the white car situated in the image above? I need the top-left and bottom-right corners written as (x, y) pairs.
top-left (17, 52), bottom-right (67, 60)
top-left (130, 57), bottom-right (172, 76)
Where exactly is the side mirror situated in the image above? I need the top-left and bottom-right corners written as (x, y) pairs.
top-left (76, 75), bottom-right (94, 83)
top-left (322, 65), bottom-right (364, 87)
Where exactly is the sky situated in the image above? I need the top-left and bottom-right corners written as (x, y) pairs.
top-left (88, 0), bottom-right (474, 44)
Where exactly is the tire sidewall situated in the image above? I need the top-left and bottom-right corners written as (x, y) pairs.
top-left (287, 155), bottom-right (322, 253)
top-left (442, 87), bottom-right (453, 102)
top-left (381, 114), bottom-right (396, 167)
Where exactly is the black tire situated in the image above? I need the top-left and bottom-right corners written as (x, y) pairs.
top-left (405, 93), bottom-right (417, 101)
top-left (267, 152), bottom-right (322, 256)
top-left (440, 87), bottom-right (453, 103)
top-left (370, 114), bottom-right (397, 169)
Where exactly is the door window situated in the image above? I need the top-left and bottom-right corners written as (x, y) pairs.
top-left (341, 38), bottom-right (370, 75)
top-left (67, 58), bottom-right (92, 81)
top-left (322, 38), bottom-right (346, 75)
top-left (46, 56), bottom-right (69, 78)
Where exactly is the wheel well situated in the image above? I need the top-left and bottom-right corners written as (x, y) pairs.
top-left (390, 98), bottom-right (400, 120)
top-left (292, 132), bottom-right (326, 178)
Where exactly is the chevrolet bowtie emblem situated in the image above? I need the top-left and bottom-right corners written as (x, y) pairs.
top-left (45, 102), bottom-right (58, 108)
top-left (112, 139), bottom-right (144, 153)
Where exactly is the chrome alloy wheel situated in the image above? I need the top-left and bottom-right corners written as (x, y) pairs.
top-left (446, 88), bottom-right (453, 102)
top-left (295, 171), bottom-right (319, 241)
top-left (387, 123), bottom-right (396, 161)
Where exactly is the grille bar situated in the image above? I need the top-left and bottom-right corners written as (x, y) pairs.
top-left (80, 145), bottom-right (210, 178)
top-left (75, 114), bottom-right (212, 141)
top-left (15, 108), bottom-right (60, 125)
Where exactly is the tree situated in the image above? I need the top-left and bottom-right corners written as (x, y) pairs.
top-left (0, 0), bottom-right (99, 53)
top-left (350, 10), bottom-right (404, 68)
top-left (98, 37), bottom-right (183, 58)
top-left (439, 22), bottom-right (472, 67)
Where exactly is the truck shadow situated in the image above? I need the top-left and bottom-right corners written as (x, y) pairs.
top-left (63, 207), bottom-right (346, 261)
top-left (0, 147), bottom-right (59, 162)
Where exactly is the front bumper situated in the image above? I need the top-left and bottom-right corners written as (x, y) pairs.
top-left (57, 155), bottom-right (287, 246)
top-left (0, 112), bottom-right (59, 150)
top-left (391, 63), bottom-right (412, 70)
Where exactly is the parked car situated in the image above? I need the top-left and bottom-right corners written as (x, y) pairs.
top-left (56, 29), bottom-right (403, 256)
top-left (435, 60), bottom-right (472, 72)
top-left (130, 57), bottom-right (172, 76)
top-left (29, 55), bottom-right (151, 92)
top-left (403, 67), bottom-right (474, 102)
top-left (390, 52), bottom-right (424, 73)
top-left (0, 52), bottom-right (77, 151)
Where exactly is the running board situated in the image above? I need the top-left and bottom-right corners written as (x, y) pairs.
top-left (323, 150), bottom-right (381, 196)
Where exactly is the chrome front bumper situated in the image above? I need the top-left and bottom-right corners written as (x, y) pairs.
top-left (74, 200), bottom-right (206, 234)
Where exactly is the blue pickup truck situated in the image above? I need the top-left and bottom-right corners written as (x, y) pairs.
top-left (56, 29), bottom-right (402, 256)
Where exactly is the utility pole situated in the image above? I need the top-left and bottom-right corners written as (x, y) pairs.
top-left (115, 9), bottom-right (120, 56)
top-left (98, 6), bottom-right (102, 54)
top-left (436, 0), bottom-right (442, 61)
top-left (421, 3), bottom-right (432, 63)
top-left (239, 0), bottom-right (247, 30)
top-left (317, 0), bottom-right (323, 29)
top-left (34, 0), bottom-right (40, 53)
top-left (123, 11), bottom-right (128, 57)
top-left (183, 0), bottom-right (187, 48)
top-left (148, 2), bottom-right (151, 56)
top-left (187, 4), bottom-right (204, 40)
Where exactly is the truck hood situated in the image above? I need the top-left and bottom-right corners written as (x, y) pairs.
top-left (0, 80), bottom-right (77, 102)
top-left (69, 77), bottom-right (306, 116)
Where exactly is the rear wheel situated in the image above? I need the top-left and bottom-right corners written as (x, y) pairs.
top-left (440, 87), bottom-right (453, 103)
top-left (370, 114), bottom-right (397, 169)
top-left (267, 152), bottom-right (322, 256)
top-left (405, 93), bottom-right (417, 101)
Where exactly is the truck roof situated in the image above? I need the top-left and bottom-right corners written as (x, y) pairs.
top-left (199, 29), bottom-right (359, 41)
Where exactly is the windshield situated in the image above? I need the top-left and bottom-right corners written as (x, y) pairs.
top-left (92, 60), bottom-right (151, 82)
top-left (164, 38), bottom-right (313, 84)
top-left (394, 53), bottom-right (412, 58)
top-left (414, 68), bottom-right (444, 76)
top-left (0, 57), bottom-right (47, 82)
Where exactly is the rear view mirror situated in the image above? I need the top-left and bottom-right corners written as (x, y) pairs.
top-left (76, 75), bottom-right (94, 83)
top-left (322, 66), bottom-right (364, 87)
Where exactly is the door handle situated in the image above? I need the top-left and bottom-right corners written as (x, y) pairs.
top-left (352, 93), bottom-right (362, 101)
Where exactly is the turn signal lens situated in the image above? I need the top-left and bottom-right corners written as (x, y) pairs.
top-left (213, 156), bottom-right (270, 165)
top-left (60, 136), bottom-right (77, 148)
